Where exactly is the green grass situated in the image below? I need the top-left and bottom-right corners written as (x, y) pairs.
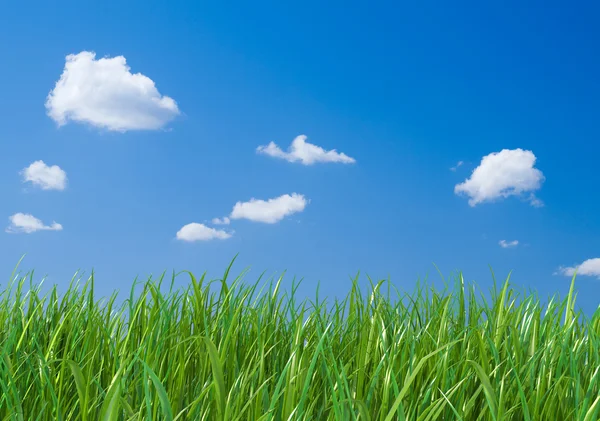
top-left (0, 259), bottom-right (599, 420)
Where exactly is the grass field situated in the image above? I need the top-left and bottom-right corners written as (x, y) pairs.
top-left (0, 260), bottom-right (599, 420)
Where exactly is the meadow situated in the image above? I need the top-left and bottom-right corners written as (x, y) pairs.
top-left (0, 260), bottom-right (598, 420)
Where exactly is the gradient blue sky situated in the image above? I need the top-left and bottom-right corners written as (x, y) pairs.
top-left (1, 1), bottom-right (599, 313)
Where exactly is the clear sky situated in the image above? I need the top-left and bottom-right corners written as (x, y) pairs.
top-left (1, 1), bottom-right (599, 314)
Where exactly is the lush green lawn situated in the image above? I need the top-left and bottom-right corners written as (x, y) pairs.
top-left (1, 260), bottom-right (598, 420)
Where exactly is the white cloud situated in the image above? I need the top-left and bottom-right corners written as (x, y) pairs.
top-left (454, 149), bottom-right (545, 207)
top-left (176, 223), bottom-right (232, 242)
top-left (230, 193), bottom-right (308, 223)
top-left (6, 213), bottom-right (63, 234)
top-left (257, 135), bottom-right (356, 165)
top-left (211, 217), bottom-right (230, 225)
top-left (558, 258), bottom-right (600, 279)
top-left (46, 51), bottom-right (180, 132)
top-left (21, 160), bottom-right (67, 190)
top-left (528, 194), bottom-right (544, 208)
top-left (499, 240), bottom-right (519, 248)
top-left (450, 161), bottom-right (464, 172)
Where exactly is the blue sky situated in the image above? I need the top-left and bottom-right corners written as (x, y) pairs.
top-left (1, 1), bottom-right (599, 313)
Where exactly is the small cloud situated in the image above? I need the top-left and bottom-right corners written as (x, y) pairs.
top-left (454, 149), bottom-right (545, 207)
top-left (211, 217), bottom-right (230, 225)
top-left (46, 51), bottom-right (180, 132)
top-left (528, 194), bottom-right (544, 208)
top-left (557, 258), bottom-right (600, 279)
top-left (450, 161), bottom-right (464, 172)
top-left (230, 193), bottom-right (308, 223)
top-left (6, 213), bottom-right (63, 234)
top-left (176, 223), bottom-right (232, 242)
top-left (257, 135), bottom-right (356, 165)
top-left (21, 160), bottom-right (67, 190)
top-left (499, 240), bottom-right (519, 248)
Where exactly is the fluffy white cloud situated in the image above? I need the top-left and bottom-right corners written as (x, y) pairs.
top-left (454, 149), bottom-right (544, 206)
top-left (176, 223), bottom-right (232, 242)
top-left (499, 240), bottom-right (519, 248)
top-left (257, 135), bottom-right (355, 165)
top-left (21, 160), bottom-right (67, 190)
top-left (6, 213), bottom-right (63, 234)
top-left (230, 193), bottom-right (308, 223)
top-left (450, 161), bottom-right (464, 172)
top-left (45, 51), bottom-right (180, 132)
top-left (558, 258), bottom-right (600, 279)
top-left (211, 217), bottom-right (230, 225)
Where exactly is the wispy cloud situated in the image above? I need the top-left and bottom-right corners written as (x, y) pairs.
top-left (454, 149), bottom-right (545, 207)
top-left (176, 223), bottom-right (232, 242)
top-left (499, 239), bottom-right (519, 248)
top-left (6, 213), bottom-right (63, 234)
top-left (21, 160), bottom-right (67, 191)
top-left (557, 258), bottom-right (600, 279)
top-left (450, 161), bottom-right (464, 172)
top-left (257, 135), bottom-right (355, 165)
top-left (46, 51), bottom-right (180, 132)
top-left (211, 217), bottom-right (230, 225)
top-left (230, 193), bottom-right (308, 223)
